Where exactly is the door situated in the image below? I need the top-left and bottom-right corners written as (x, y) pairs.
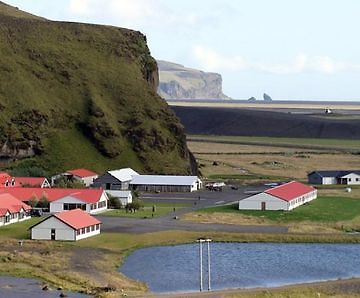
top-left (261, 202), bottom-right (266, 211)
top-left (51, 229), bottom-right (56, 240)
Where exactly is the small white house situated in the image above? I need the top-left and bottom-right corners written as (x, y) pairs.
top-left (105, 190), bottom-right (132, 206)
top-left (65, 168), bottom-right (99, 187)
top-left (0, 194), bottom-right (32, 227)
top-left (239, 181), bottom-right (317, 211)
top-left (30, 209), bottom-right (101, 241)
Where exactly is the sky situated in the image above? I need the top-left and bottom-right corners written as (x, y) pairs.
top-left (4, 0), bottom-right (360, 100)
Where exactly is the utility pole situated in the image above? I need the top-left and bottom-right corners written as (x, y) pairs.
top-left (197, 238), bottom-right (212, 292)
top-left (206, 239), bottom-right (212, 291)
top-left (197, 239), bottom-right (205, 292)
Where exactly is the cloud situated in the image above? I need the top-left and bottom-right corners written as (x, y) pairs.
top-left (67, 0), bottom-right (202, 29)
top-left (193, 46), bottom-right (360, 75)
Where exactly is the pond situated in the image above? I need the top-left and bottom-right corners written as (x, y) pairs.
top-left (120, 243), bottom-right (360, 293)
top-left (0, 276), bottom-right (88, 298)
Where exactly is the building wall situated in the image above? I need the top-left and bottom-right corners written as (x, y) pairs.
top-left (239, 193), bottom-right (288, 210)
top-left (75, 224), bottom-right (101, 240)
top-left (31, 217), bottom-right (75, 241)
top-left (132, 184), bottom-right (193, 192)
top-left (239, 190), bottom-right (317, 211)
top-left (105, 190), bottom-right (132, 205)
top-left (340, 173), bottom-right (360, 185)
top-left (0, 211), bottom-right (31, 227)
top-left (92, 173), bottom-right (129, 190)
top-left (49, 193), bottom-right (108, 214)
top-left (74, 175), bottom-right (98, 187)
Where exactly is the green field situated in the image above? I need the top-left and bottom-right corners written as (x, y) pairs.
top-left (103, 202), bottom-right (190, 218)
top-left (200, 196), bottom-right (360, 222)
top-left (188, 135), bottom-right (360, 150)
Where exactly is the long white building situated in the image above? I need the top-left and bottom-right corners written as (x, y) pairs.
top-left (239, 181), bottom-right (317, 211)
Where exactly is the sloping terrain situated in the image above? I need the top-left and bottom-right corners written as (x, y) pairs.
top-left (172, 106), bottom-right (360, 139)
top-left (157, 60), bottom-right (229, 100)
top-left (0, 2), bottom-right (196, 175)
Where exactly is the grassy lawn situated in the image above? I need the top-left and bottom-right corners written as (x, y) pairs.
top-left (102, 202), bottom-right (190, 218)
top-left (0, 217), bottom-right (42, 239)
top-left (200, 196), bottom-right (360, 222)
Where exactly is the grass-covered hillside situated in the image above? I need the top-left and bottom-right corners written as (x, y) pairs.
top-left (0, 2), bottom-right (196, 175)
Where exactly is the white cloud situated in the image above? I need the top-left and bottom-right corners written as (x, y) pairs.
top-left (193, 46), bottom-right (360, 75)
top-left (67, 0), bottom-right (202, 29)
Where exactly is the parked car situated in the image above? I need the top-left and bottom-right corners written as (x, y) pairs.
top-left (31, 208), bottom-right (43, 217)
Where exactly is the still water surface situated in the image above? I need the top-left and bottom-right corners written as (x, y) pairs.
top-left (0, 276), bottom-right (88, 298)
top-left (120, 243), bottom-right (360, 293)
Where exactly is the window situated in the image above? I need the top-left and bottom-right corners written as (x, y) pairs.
top-left (64, 203), bottom-right (86, 211)
top-left (86, 227), bottom-right (90, 233)
top-left (91, 225), bottom-right (95, 232)
top-left (81, 228), bottom-right (85, 234)
top-left (95, 224), bottom-right (100, 230)
top-left (77, 230), bottom-right (81, 235)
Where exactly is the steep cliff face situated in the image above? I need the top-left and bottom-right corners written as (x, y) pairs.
top-left (157, 60), bottom-right (230, 100)
top-left (0, 2), bottom-right (197, 175)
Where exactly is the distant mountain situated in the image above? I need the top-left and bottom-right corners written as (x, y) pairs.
top-left (157, 60), bottom-right (230, 100)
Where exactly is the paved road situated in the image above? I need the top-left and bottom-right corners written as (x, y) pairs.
top-left (97, 215), bottom-right (288, 234)
top-left (97, 186), bottom-right (288, 234)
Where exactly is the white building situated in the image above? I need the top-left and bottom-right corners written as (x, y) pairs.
top-left (105, 190), bottom-right (132, 206)
top-left (0, 188), bottom-right (108, 215)
top-left (49, 189), bottom-right (108, 214)
top-left (130, 175), bottom-right (202, 192)
top-left (30, 209), bottom-right (101, 241)
top-left (92, 168), bottom-right (139, 190)
top-left (239, 181), bottom-right (317, 211)
top-left (65, 168), bottom-right (99, 187)
top-left (0, 194), bottom-right (31, 226)
top-left (308, 170), bottom-right (360, 185)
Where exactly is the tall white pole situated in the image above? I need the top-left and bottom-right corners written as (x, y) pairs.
top-left (199, 240), bottom-right (203, 292)
top-left (207, 240), bottom-right (211, 291)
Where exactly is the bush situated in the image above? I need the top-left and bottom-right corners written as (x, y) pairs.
top-left (53, 177), bottom-right (85, 189)
top-left (125, 199), bottom-right (144, 212)
top-left (108, 195), bottom-right (122, 209)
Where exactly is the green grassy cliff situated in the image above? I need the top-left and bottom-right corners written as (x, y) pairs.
top-left (0, 2), bottom-right (197, 175)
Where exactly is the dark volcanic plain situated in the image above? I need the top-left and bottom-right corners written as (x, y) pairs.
top-left (172, 106), bottom-right (360, 139)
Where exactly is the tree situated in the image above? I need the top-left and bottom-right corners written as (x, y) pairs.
top-left (28, 196), bottom-right (38, 208)
top-left (108, 195), bottom-right (122, 209)
top-left (37, 195), bottom-right (49, 209)
top-left (126, 199), bottom-right (144, 213)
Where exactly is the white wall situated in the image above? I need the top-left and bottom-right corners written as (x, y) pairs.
top-left (0, 210), bottom-right (31, 227)
top-left (323, 177), bottom-right (337, 185)
top-left (341, 173), bottom-right (360, 185)
top-left (74, 175), bottom-right (98, 187)
top-left (31, 217), bottom-right (75, 241)
top-left (105, 190), bottom-right (132, 205)
top-left (76, 226), bottom-right (101, 240)
top-left (239, 190), bottom-right (317, 211)
top-left (239, 193), bottom-right (288, 210)
top-left (49, 193), bottom-right (108, 214)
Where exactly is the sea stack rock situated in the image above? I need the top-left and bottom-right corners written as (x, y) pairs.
top-left (248, 97), bottom-right (256, 101)
top-left (263, 93), bottom-right (273, 101)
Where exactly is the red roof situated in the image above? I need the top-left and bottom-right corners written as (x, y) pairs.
top-left (54, 209), bottom-right (101, 229)
top-left (0, 188), bottom-right (105, 203)
top-left (265, 181), bottom-right (316, 202)
top-left (15, 177), bottom-right (48, 188)
top-left (66, 168), bottom-right (98, 178)
top-left (0, 193), bottom-right (31, 216)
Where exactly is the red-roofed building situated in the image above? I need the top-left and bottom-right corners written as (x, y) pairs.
top-left (0, 188), bottom-right (108, 214)
top-left (51, 169), bottom-right (98, 187)
top-left (0, 193), bottom-right (32, 226)
top-left (30, 209), bottom-right (101, 241)
top-left (0, 172), bottom-right (50, 188)
top-left (239, 181), bottom-right (317, 211)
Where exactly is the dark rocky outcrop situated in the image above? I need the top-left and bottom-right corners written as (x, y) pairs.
top-left (263, 93), bottom-right (273, 101)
